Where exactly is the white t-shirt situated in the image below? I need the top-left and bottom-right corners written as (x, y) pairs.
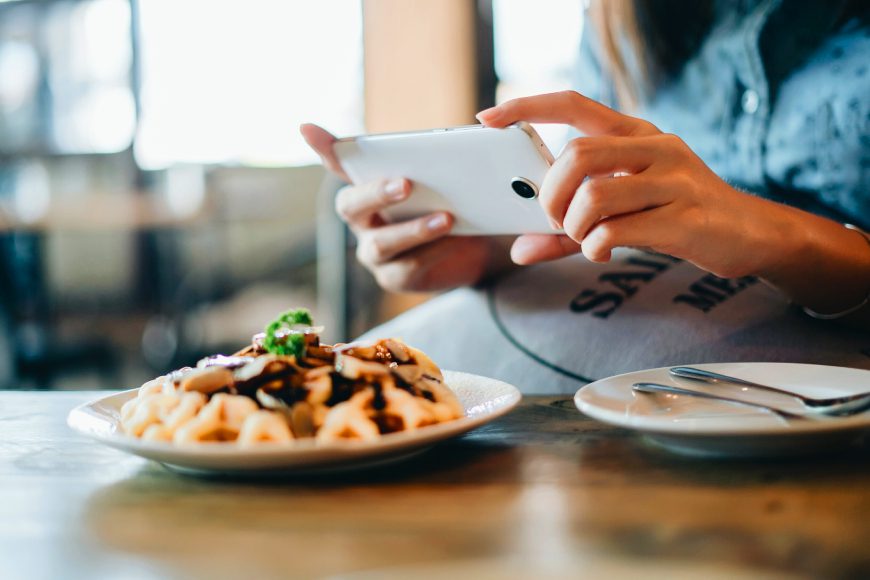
top-left (360, 249), bottom-right (870, 394)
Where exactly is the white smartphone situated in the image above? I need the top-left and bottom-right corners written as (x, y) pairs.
top-left (333, 122), bottom-right (555, 235)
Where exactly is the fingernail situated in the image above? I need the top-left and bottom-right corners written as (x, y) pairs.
top-left (475, 107), bottom-right (500, 123)
top-left (510, 237), bottom-right (533, 264)
top-left (385, 179), bottom-right (407, 201)
top-left (426, 213), bottom-right (449, 231)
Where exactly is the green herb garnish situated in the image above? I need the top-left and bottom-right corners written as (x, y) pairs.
top-left (263, 308), bottom-right (314, 358)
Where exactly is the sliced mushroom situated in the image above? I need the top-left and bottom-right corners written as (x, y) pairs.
top-left (391, 364), bottom-right (423, 386)
top-left (233, 355), bottom-right (300, 393)
top-left (384, 339), bottom-right (411, 363)
top-left (177, 366), bottom-right (235, 395)
top-left (300, 357), bottom-right (332, 368)
top-left (166, 367), bottom-right (194, 386)
top-left (304, 365), bottom-right (332, 378)
top-left (407, 346), bottom-right (444, 382)
top-left (256, 387), bottom-right (289, 411)
top-left (334, 340), bottom-right (379, 361)
top-left (306, 344), bottom-right (335, 361)
top-left (303, 331), bottom-right (322, 348)
top-left (334, 352), bottom-right (389, 380)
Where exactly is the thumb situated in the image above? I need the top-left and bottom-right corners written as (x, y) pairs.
top-left (300, 123), bottom-right (350, 182)
top-left (511, 234), bottom-right (581, 265)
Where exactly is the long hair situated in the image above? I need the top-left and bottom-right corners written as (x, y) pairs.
top-left (587, 0), bottom-right (714, 110)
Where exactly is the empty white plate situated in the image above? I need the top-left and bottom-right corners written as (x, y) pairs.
top-left (68, 370), bottom-right (522, 475)
top-left (574, 362), bottom-right (870, 458)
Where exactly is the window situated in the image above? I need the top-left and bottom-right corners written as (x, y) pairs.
top-left (0, 0), bottom-right (135, 154)
top-left (135, 0), bottom-right (363, 169)
top-left (492, 0), bottom-right (584, 150)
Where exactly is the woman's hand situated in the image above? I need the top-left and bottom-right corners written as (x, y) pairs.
top-left (477, 91), bottom-right (870, 318)
top-left (478, 90), bottom-right (786, 278)
top-left (300, 124), bottom-right (515, 292)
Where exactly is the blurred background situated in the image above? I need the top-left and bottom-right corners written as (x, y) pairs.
top-left (0, 0), bottom-right (582, 390)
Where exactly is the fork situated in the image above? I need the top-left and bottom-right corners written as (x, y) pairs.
top-left (632, 382), bottom-right (811, 420)
top-left (669, 366), bottom-right (870, 416)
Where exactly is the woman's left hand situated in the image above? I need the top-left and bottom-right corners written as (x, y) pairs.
top-left (477, 91), bottom-right (795, 279)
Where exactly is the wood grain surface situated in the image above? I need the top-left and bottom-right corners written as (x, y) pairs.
top-left (1, 391), bottom-right (868, 579)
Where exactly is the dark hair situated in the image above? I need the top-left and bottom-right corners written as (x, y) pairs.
top-left (588, 0), bottom-right (713, 110)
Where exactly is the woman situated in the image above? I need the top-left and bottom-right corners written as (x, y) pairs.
top-left (303, 0), bottom-right (869, 393)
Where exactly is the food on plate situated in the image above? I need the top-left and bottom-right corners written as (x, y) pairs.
top-left (119, 308), bottom-right (463, 445)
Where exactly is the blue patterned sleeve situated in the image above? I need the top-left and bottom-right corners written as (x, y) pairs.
top-left (764, 18), bottom-right (870, 229)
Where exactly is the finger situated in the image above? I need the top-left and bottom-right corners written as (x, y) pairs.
top-left (581, 206), bottom-right (675, 263)
top-left (372, 236), bottom-right (492, 293)
top-left (510, 234), bottom-right (580, 265)
top-left (539, 135), bottom-right (660, 227)
top-left (336, 178), bottom-right (411, 230)
top-left (300, 123), bottom-right (350, 182)
top-left (561, 172), bottom-right (673, 244)
top-left (476, 90), bottom-right (659, 137)
top-left (357, 212), bottom-right (452, 266)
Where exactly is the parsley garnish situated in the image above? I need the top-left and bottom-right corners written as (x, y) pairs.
top-left (263, 308), bottom-right (314, 358)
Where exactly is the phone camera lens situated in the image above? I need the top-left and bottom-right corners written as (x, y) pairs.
top-left (511, 177), bottom-right (538, 199)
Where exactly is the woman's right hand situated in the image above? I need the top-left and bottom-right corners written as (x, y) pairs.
top-left (301, 124), bottom-right (515, 292)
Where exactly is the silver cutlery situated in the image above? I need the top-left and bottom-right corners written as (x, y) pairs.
top-left (668, 366), bottom-right (870, 416)
top-left (632, 382), bottom-right (810, 420)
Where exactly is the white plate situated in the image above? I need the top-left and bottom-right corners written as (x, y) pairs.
top-left (68, 370), bottom-right (521, 475)
top-left (574, 362), bottom-right (870, 458)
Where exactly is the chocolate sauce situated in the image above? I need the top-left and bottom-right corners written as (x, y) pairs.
top-left (273, 384), bottom-right (310, 406)
top-left (372, 383), bottom-right (386, 411)
top-left (326, 373), bottom-right (356, 407)
top-left (236, 369), bottom-right (297, 395)
top-left (374, 415), bottom-right (403, 434)
top-left (391, 375), bottom-right (415, 396)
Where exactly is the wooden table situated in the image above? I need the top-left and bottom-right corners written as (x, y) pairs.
top-left (2, 391), bottom-right (868, 579)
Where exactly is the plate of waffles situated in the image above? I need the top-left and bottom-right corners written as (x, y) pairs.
top-left (67, 309), bottom-right (521, 475)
